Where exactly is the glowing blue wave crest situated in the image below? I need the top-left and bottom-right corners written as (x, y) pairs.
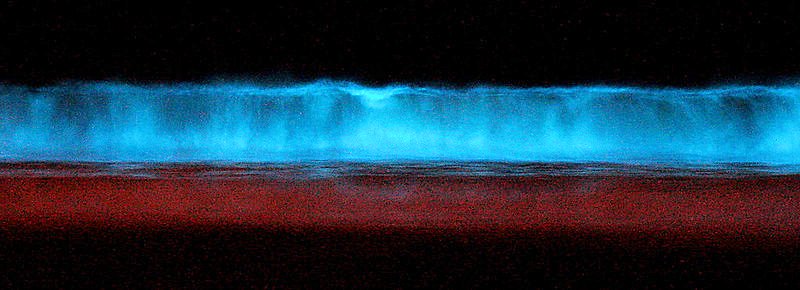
top-left (1, 81), bottom-right (798, 163)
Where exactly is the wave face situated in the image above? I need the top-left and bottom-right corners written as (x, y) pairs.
top-left (1, 81), bottom-right (798, 163)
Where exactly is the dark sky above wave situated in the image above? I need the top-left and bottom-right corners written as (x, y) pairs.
top-left (4, 1), bottom-right (800, 86)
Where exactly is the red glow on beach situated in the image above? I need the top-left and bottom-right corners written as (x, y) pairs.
top-left (3, 170), bottom-right (798, 246)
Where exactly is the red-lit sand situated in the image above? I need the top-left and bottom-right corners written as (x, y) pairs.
top-left (2, 172), bottom-right (798, 244)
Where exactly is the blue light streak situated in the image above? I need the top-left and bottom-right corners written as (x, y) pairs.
top-left (1, 81), bottom-right (798, 163)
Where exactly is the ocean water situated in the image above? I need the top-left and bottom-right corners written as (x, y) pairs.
top-left (1, 81), bottom-right (798, 164)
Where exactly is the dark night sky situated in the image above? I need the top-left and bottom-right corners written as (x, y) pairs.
top-left (4, 0), bottom-right (800, 86)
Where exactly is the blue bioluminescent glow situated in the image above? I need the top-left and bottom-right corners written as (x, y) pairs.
top-left (1, 81), bottom-right (798, 163)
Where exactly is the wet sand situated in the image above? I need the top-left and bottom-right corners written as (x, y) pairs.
top-left (1, 164), bottom-right (799, 287)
